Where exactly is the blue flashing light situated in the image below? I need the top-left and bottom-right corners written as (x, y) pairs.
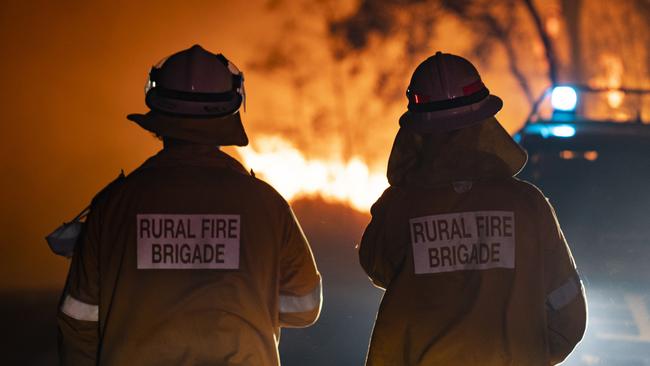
top-left (551, 86), bottom-right (578, 111)
top-left (549, 124), bottom-right (576, 138)
top-left (522, 123), bottom-right (576, 139)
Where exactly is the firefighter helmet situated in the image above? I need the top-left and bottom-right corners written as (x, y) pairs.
top-left (144, 44), bottom-right (244, 117)
top-left (127, 45), bottom-right (249, 146)
top-left (399, 52), bottom-right (502, 133)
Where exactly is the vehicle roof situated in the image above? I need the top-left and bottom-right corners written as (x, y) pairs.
top-left (522, 85), bottom-right (650, 126)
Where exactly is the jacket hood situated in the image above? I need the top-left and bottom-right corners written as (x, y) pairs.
top-left (387, 117), bottom-right (527, 186)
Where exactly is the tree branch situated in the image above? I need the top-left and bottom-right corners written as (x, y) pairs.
top-left (522, 0), bottom-right (559, 85)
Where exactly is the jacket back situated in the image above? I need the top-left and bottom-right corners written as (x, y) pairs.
top-left (58, 145), bottom-right (322, 366)
top-left (360, 132), bottom-right (586, 366)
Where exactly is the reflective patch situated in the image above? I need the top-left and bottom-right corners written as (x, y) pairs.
top-left (547, 275), bottom-right (582, 310)
top-left (280, 281), bottom-right (322, 313)
top-left (137, 214), bottom-right (240, 269)
top-left (452, 181), bottom-right (473, 194)
top-left (411, 211), bottom-right (516, 274)
top-left (61, 295), bottom-right (99, 322)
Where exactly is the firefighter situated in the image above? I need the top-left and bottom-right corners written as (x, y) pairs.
top-left (57, 45), bottom-right (322, 366)
top-left (359, 52), bottom-right (586, 366)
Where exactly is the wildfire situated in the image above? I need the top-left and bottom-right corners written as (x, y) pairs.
top-left (595, 54), bottom-right (625, 109)
top-left (237, 136), bottom-right (388, 212)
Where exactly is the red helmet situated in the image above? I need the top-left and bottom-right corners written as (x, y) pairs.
top-left (399, 52), bottom-right (502, 133)
top-left (144, 44), bottom-right (244, 117)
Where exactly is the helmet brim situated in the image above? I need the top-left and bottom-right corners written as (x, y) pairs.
top-left (479, 117), bottom-right (528, 176)
top-left (398, 101), bottom-right (527, 178)
top-left (399, 94), bottom-right (503, 133)
top-left (127, 111), bottom-right (249, 146)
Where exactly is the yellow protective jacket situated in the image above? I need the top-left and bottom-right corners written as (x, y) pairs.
top-left (360, 122), bottom-right (587, 366)
top-left (58, 145), bottom-right (322, 366)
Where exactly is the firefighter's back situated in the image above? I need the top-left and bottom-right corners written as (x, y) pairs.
top-left (366, 178), bottom-right (553, 366)
top-left (95, 147), bottom-right (289, 365)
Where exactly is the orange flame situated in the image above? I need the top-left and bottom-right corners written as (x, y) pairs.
top-left (237, 136), bottom-right (388, 212)
top-left (594, 54), bottom-right (625, 109)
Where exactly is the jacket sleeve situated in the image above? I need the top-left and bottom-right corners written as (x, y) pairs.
top-left (278, 204), bottom-right (322, 327)
top-left (57, 201), bottom-right (103, 365)
top-left (538, 196), bottom-right (587, 365)
top-left (358, 186), bottom-right (406, 290)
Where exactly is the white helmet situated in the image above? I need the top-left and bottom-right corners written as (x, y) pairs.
top-left (127, 45), bottom-right (249, 146)
top-left (145, 44), bottom-right (245, 117)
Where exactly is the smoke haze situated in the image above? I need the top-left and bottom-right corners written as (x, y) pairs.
top-left (0, 0), bottom-right (648, 290)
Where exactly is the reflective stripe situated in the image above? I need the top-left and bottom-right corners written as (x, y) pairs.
top-left (547, 275), bottom-right (582, 310)
top-left (61, 295), bottom-right (99, 321)
top-left (280, 281), bottom-right (322, 313)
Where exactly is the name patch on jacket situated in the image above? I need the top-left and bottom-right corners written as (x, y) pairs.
top-left (410, 211), bottom-right (515, 274)
top-left (137, 214), bottom-right (240, 269)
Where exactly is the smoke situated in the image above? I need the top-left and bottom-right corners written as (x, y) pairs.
top-left (1, 0), bottom-right (648, 289)
top-left (243, 0), bottom-right (557, 161)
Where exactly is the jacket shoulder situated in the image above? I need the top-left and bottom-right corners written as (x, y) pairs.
top-left (508, 177), bottom-right (551, 212)
top-left (90, 171), bottom-right (127, 208)
top-left (510, 177), bottom-right (544, 196)
top-left (245, 175), bottom-right (292, 209)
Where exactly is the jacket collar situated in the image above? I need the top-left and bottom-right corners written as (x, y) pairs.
top-left (387, 117), bottom-right (527, 187)
top-left (127, 111), bottom-right (249, 146)
top-left (404, 148), bottom-right (513, 187)
top-left (139, 145), bottom-right (250, 175)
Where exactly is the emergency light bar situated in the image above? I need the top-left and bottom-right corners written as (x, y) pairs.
top-left (520, 123), bottom-right (577, 139)
top-left (549, 124), bottom-right (576, 137)
top-left (551, 86), bottom-right (578, 112)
